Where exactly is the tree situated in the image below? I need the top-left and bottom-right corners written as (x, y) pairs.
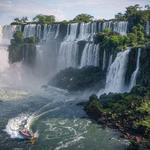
top-left (103, 28), bottom-right (112, 33)
top-left (72, 14), bottom-right (94, 23)
top-left (145, 5), bottom-right (150, 10)
top-left (133, 24), bottom-right (145, 45)
top-left (21, 17), bottom-right (28, 23)
top-left (13, 31), bottom-right (23, 43)
top-left (14, 18), bottom-right (20, 23)
top-left (33, 14), bottom-right (55, 24)
top-left (13, 17), bottom-right (28, 24)
top-left (115, 13), bottom-right (125, 20)
top-left (125, 4), bottom-right (141, 18)
top-left (127, 24), bottom-right (145, 47)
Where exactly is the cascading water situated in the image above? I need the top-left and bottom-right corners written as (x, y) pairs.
top-left (102, 21), bottom-right (112, 31)
top-left (29, 24), bottom-right (61, 77)
top-left (57, 22), bottom-right (99, 71)
top-left (104, 49), bottom-right (130, 94)
top-left (55, 24), bottom-right (60, 39)
top-left (66, 23), bottom-right (78, 41)
top-left (2, 25), bottom-right (21, 44)
top-left (0, 22), bottom-right (129, 82)
top-left (57, 21), bottom-right (128, 71)
top-left (0, 46), bottom-right (9, 73)
top-left (23, 24), bottom-right (36, 38)
top-left (113, 21), bottom-right (128, 35)
top-left (57, 42), bottom-right (79, 71)
top-left (0, 26), bottom-right (10, 73)
top-left (1, 21), bottom-right (129, 75)
top-left (146, 21), bottom-right (150, 36)
top-left (0, 25), bottom-right (44, 88)
top-left (101, 21), bottom-right (128, 35)
top-left (107, 54), bottom-right (113, 72)
top-left (57, 23), bottom-right (79, 71)
top-left (129, 48), bottom-right (141, 90)
top-left (80, 44), bottom-right (99, 67)
top-left (78, 23), bottom-right (91, 40)
top-left (0, 25), bottom-right (2, 42)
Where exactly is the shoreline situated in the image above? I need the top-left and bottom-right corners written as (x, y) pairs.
top-left (85, 111), bottom-right (144, 143)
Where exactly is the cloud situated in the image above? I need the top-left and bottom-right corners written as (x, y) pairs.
top-left (0, 0), bottom-right (149, 25)
top-left (0, 0), bottom-right (66, 24)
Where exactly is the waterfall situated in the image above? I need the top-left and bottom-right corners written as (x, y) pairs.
top-left (78, 23), bottom-right (91, 40)
top-left (0, 46), bottom-right (9, 73)
top-left (107, 54), bottom-right (113, 72)
top-left (101, 21), bottom-right (128, 35)
top-left (46, 25), bottom-right (54, 41)
top-left (0, 26), bottom-right (9, 72)
top-left (102, 21), bottom-right (112, 31)
top-left (1, 21), bottom-right (129, 74)
top-left (23, 24), bottom-right (36, 38)
top-left (129, 48), bottom-right (141, 90)
top-left (102, 50), bottom-right (106, 70)
top-left (0, 25), bottom-right (2, 42)
top-left (146, 21), bottom-right (150, 36)
top-left (57, 22), bottom-right (100, 71)
top-left (57, 42), bottom-right (79, 71)
top-left (55, 24), bottom-right (60, 39)
top-left (113, 21), bottom-right (128, 35)
top-left (65, 23), bottom-right (78, 41)
top-left (2, 25), bottom-right (21, 44)
top-left (105, 49), bottom-right (130, 94)
top-left (80, 44), bottom-right (99, 67)
top-left (57, 23), bottom-right (79, 71)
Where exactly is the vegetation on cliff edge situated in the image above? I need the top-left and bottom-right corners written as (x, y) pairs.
top-left (8, 31), bottom-right (37, 64)
top-left (84, 85), bottom-right (150, 149)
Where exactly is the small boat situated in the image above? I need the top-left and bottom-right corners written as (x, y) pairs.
top-left (19, 129), bottom-right (32, 139)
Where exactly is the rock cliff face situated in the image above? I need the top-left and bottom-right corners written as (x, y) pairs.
top-left (137, 47), bottom-right (150, 87)
top-left (125, 47), bottom-right (150, 88)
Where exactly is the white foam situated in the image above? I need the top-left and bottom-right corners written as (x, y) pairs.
top-left (5, 113), bottom-right (35, 139)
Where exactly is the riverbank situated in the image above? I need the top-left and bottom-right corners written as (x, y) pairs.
top-left (84, 86), bottom-right (150, 149)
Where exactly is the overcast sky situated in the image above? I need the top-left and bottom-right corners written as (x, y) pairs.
top-left (0, 0), bottom-right (149, 25)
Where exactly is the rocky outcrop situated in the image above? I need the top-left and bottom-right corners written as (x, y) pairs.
top-left (137, 47), bottom-right (150, 87)
top-left (49, 67), bottom-right (106, 91)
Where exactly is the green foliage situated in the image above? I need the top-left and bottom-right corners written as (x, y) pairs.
top-left (137, 101), bottom-right (150, 114)
top-left (127, 24), bottom-right (145, 47)
top-left (125, 4), bottom-right (141, 19)
top-left (96, 31), bottom-right (128, 51)
top-left (33, 14), bottom-right (55, 24)
top-left (24, 37), bottom-right (39, 44)
top-left (124, 4), bottom-right (150, 26)
top-left (103, 28), bottom-right (112, 33)
top-left (127, 141), bottom-right (140, 150)
top-left (85, 86), bottom-right (150, 138)
top-left (115, 12), bottom-right (126, 20)
top-left (72, 14), bottom-right (94, 23)
top-left (127, 33), bottom-right (137, 47)
top-left (8, 31), bottom-right (36, 64)
top-left (109, 35), bottom-right (128, 49)
top-left (12, 17), bottom-right (28, 25)
top-left (136, 117), bottom-right (150, 128)
top-left (131, 85), bottom-right (149, 97)
top-left (85, 95), bottom-right (105, 118)
top-left (86, 96), bottom-right (103, 112)
top-left (60, 20), bottom-right (68, 25)
top-left (13, 31), bottom-right (24, 43)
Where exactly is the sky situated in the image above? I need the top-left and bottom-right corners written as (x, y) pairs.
top-left (0, 0), bottom-right (150, 25)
